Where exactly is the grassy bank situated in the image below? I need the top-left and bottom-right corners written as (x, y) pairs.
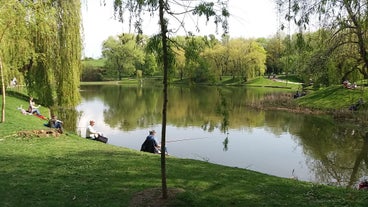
top-left (171, 76), bottom-right (301, 89)
top-left (296, 85), bottom-right (368, 110)
top-left (245, 76), bottom-right (300, 90)
top-left (1, 95), bottom-right (368, 206)
top-left (246, 78), bottom-right (368, 114)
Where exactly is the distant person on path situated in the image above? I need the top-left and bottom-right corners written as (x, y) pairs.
top-left (140, 130), bottom-right (161, 153)
top-left (86, 120), bottom-right (108, 143)
top-left (10, 77), bottom-right (17, 87)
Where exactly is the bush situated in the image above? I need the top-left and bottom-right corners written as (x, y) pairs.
top-left (81, 68), bottom-right (104, 81)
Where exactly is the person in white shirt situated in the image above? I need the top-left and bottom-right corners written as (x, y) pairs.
top-left (86, 120), bottom-right (101, 139)
top-left (85, 120), bottom-right (108, 143)
top-left (28, 97), bottom-right (41, 115)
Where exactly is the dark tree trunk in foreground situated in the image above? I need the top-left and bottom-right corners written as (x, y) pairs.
top-left (159, 0), bottom-right (168, 199)
top-left (0, 57), bottom-right (5, 123)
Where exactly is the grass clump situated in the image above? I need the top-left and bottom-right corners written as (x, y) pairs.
top-left (1, 95), bottom-right (368, 207)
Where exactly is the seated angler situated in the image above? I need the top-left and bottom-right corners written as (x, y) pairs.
top-left (140, 130), bottom-right (161, 154)
top-left (86, 120), bottom-right (108, 143)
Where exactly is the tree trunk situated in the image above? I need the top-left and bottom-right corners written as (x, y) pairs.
top-left (347, 132), bottom-right (368, 188)
top-left (0, 56), bottom-right (6, 123)
top-left (344, 2), bottom-right (368, 79)
top-left (159, 0), bottom-right (168, 199)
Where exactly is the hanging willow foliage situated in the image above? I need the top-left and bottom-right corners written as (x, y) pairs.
top-left (55, 0), bottom-right (82, 107)
top-left (23, 0), bottom-right (82, 107)
top-left (26, 1), bottom-right (59, 107)
top-left (0, 0), bottom-right (32, 84)
top-left (0, 0), bottom-right (34, 122)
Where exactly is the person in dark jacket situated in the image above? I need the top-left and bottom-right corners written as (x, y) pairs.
top-left (140, 130), bottom-right (160, 153)
top-left (44, 115), bottom-right (63, 133)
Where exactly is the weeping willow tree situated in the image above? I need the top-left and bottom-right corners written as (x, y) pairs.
top-left (54, 0), bottom-right (82, 107)
top-left (26, 0), bottom-right (82, 107)
top-left (0, 0), bottom-right (82, 122)
top-left (25, 1), bottom-right (59, 107)
top-left (0, 0), bottom-right (33, 122)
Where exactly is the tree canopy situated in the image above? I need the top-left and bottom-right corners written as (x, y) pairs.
top-left (102, 34), bottom-right (145, 80)
top-left (278, 0), bottom-right (368, 82)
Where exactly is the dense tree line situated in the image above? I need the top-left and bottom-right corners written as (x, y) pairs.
top-left (87, 34), bottom-right (267, 83)
top-left (89, 28), bottom-right (360, 88)
top-left (92, 25), bottom-right (368, 88)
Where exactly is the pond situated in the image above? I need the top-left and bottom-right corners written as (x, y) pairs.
top-left (74, 84), bottom-right (368, 188)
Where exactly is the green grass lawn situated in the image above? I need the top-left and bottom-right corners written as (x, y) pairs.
top-left (1, 94), bottom-right (368, 207)
top-left (171, 76), bottom-right (301, 90)
top-left (296, 85), bottom-right (368, 110)
top-left (246, 76), bottom-right (301, 90)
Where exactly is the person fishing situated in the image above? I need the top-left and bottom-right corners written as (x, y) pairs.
top-left (140, 130), bottom-right (161, 154)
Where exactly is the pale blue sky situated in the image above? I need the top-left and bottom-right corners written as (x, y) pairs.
top-left (82, 0), bottom-right (279, 58)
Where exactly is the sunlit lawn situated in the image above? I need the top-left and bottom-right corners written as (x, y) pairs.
top-left (246, 76), bottom-right (301, 90)
top-left (296, 85), bottom-right (368, 110)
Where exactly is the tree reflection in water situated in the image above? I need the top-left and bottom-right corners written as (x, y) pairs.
top-left (300, 119), bottom-right (368, 188)
top-left (216, 88), bottom-right (230, 151)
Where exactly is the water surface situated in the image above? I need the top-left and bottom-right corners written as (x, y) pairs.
top-left (75, 84), bottom-right (368, 188)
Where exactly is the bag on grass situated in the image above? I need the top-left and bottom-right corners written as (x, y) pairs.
top-left (96, 134), bottom-right (108, 143)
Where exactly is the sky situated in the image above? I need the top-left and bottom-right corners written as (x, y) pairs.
top-left (81, 0), bottom-right (279, 58)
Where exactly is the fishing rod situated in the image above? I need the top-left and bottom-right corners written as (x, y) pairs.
top-left (165, 137), bottom-right (209, 143)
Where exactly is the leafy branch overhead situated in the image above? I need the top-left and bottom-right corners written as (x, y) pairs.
top-left (278, 0), bottom-right (368, 79)
top-left (111, 0), bottom-right (229, 36)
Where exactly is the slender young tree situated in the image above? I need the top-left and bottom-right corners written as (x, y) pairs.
top-left (0, 56), bottom-right (5, 122)
top-left (112, 0), bottom-right (229, 199)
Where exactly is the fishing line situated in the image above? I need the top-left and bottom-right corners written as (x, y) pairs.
top-left (166, 137), bottom-right (209, 143)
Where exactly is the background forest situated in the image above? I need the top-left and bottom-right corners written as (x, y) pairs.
top-left (82, 0), bottom-right (368, 89)
top-left (83, 27), bottom-right (367, 88)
